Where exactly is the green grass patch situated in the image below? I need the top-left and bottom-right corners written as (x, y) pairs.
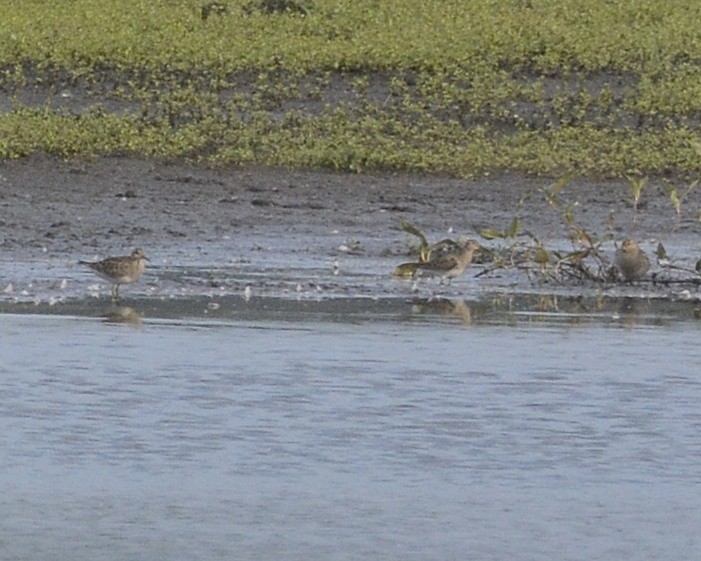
top-left (2, 0), bottom-right (701, 176)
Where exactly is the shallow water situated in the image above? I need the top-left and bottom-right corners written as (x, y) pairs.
top-left (2, 302), bottom-right (701, 561)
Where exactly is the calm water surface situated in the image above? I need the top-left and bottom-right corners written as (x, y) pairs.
top-left (1, 308), bottom-right (700, 561)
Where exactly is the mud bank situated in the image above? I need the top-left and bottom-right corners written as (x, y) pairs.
top-left (1, 155), bottom-right (701, 306)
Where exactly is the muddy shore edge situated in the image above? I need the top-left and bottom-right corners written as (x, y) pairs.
top-left (2, 154), bottom-right (701, 309)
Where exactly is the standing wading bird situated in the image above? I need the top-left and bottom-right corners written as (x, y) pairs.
top-left (614, 239), bottom-right (650, 281)
top-left (393, 238), bottom-right (482, 282)
top-left (80, 248), bottom-right (149, 300)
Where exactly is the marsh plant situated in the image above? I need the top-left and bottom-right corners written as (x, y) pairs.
top-left (628, 176), bottom-right (647, 224)
top-left (663, 178), bottom-right (699, 230)
top-left (398, 172), bottom-right (701, 287)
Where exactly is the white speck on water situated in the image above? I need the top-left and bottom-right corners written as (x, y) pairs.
top-left (244, 286), bottom-right (252, 301)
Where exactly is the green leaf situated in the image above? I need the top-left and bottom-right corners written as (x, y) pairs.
top-left (564, 205), bottom-right (575, 225)
top-left (686, 179), bottom-right (699, 195)
top-left (534, 245), bottom-right (549, 265)
top-left (479, 228), bottom-right (505, 240)
top-left (399, 218), bottom-right (429, 255)
top-left (562, 250), bottom-right (587, 264)
top-left (392, 262), bottom-right (420, 277)
top-left (670, 190), bottom-right (681, 214)
top-left (546, 172), bottom-right (575, 204)
top-left (505, 216), bottom-right (520, 238)
top-left (656, 242), bottom-right (667, 260)
top-left (627, 176), bottom-right (647, 205)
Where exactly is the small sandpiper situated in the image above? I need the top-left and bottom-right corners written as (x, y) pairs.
top-left (614, 239), bottom-right (650, 281)
top-left (394, 238), bottom-right (482, 282)
top-left (80, 248), bottom-right (149, 300)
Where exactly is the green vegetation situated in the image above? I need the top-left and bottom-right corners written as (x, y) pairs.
top-left (2, 0), bottom-right (701, 176)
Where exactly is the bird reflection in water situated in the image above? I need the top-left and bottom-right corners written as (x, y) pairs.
top-left (412, 297), bottom-right (473, 325)
top-left (102, 304), bottom-right (143, 326)
top-left (614, 297), bottom-right (649, 327)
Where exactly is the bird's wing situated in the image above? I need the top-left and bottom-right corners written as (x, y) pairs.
top-left (424, 253), bottom-right (459, 271)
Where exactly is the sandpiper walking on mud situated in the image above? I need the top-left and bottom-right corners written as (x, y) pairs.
top-left (80, 248), bottom-right (149, 300)
top-left (394, 238), bottom-right (482, 282)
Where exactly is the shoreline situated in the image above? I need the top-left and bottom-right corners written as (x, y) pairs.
top-left (2, 154), bottom-right (701, 307)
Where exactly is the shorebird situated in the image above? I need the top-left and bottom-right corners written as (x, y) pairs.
top-left (394, 238), bottom-right (482, 282)
top-left (80, 248), bottom-right (148, 300)
top-left (615, 239), bottom-right (650, 281)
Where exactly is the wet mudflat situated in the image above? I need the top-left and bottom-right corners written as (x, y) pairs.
top-left (2, 307), bottom-right (701, 561)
